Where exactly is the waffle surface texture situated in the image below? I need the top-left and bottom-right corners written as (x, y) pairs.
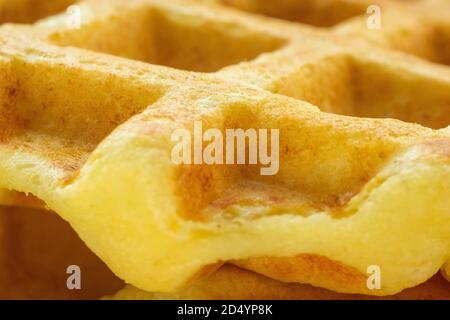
top-left (0, 0), bottom-right (449, 298)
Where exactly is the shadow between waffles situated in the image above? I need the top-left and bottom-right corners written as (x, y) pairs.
top-left (0, 205), bottom-right (124, 300)
top-left (0, 205), bottom-right (448, 309)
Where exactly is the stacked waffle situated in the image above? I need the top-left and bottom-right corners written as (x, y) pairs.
top-left (0, 0), bottom-right (449, 299)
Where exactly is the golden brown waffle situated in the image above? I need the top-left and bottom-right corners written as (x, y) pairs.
top-left (206, 0), bottom-right (450, 66)
top-left (3, 205), bottom-right (447, 300)
top-left (0, 0), bottom-right (77, 24)
top-left (0, 0), bottom-right (449, 298)
top-left (107, 265), bottom-right (450, 300)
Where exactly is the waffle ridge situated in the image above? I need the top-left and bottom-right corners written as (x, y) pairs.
top-left (0, 0), bottom-right (449, 296)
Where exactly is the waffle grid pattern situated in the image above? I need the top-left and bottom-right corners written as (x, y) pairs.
top-left (0, 0), bottom-right (449, 298)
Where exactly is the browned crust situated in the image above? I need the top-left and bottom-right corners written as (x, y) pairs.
top-left (233, 254), bottom-right (369, 294)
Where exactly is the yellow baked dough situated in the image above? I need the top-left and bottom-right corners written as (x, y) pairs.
top-left (0, 0), bottom-right (448, 297)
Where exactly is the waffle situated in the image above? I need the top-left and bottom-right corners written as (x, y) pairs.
top-left (0, 0), bottom-right (449, 298)
top-left (0, 0), bottom-right (76, 24)
top-left (4, 205), bottom-right (448, 300)
top-left (107, 265), bottom-right (450, 300)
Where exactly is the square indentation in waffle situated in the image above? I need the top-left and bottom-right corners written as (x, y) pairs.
top-left (211, 0), bottom-right (450, 66)
top-left (0, 0), bottom-right (77, 24)
top-left (47, 1), bottom-right (286, 72)
top-left (0, 54), bottom-right (165, 176)
top-left (208, 0), bottom-right (371, 27)
top-left (259, 52), bottom-right (450, 129)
